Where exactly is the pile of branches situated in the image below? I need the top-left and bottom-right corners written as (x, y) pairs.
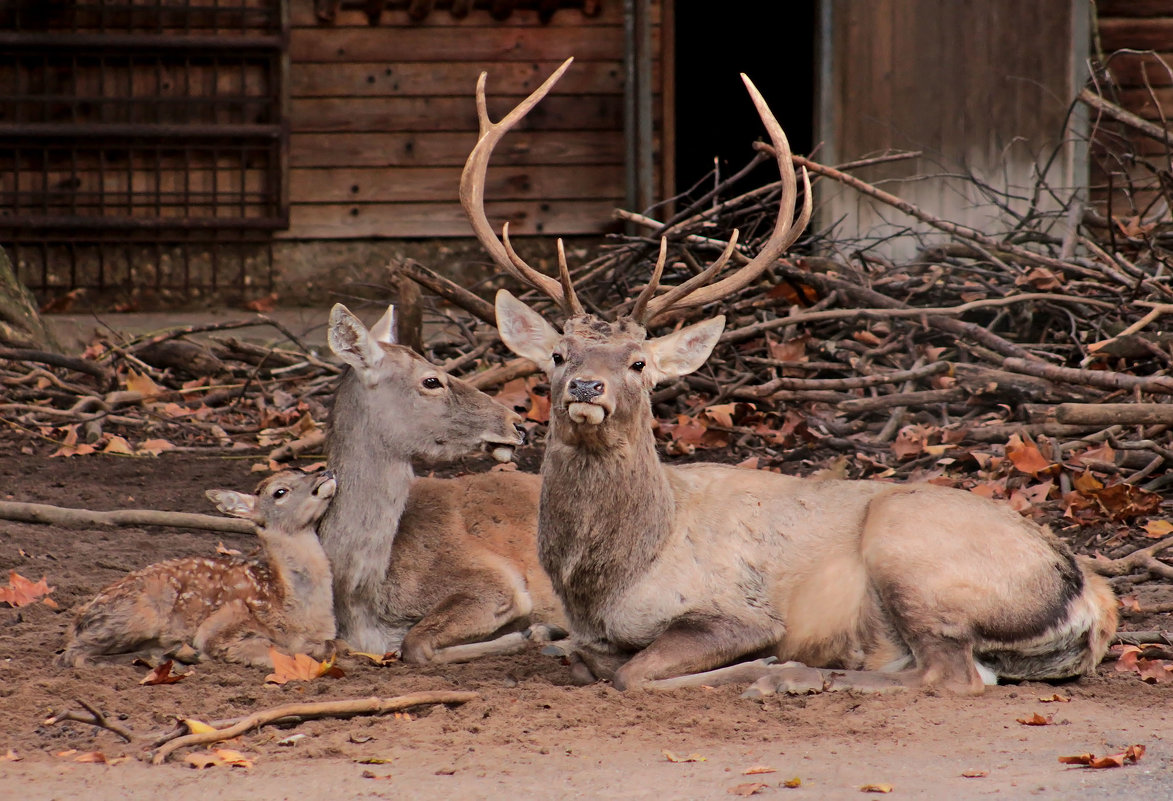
top-left (2, 82), bottom-right (1171, 586)
top-left (0, 317), bottom-right (339, 463)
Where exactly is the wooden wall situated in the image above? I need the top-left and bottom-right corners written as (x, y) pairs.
top-left (816, 0), bottom-right (1083, 259)
top-left (284, 0), bottom-right (661, 240)
top-left (1094, 0), bottom-right (1173, 218)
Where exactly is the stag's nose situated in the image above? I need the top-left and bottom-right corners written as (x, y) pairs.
top-left (568, 378), bottom-right (605, 402)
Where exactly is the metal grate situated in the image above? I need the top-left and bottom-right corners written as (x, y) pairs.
top-left (0, 0), bottom-right (288, 297)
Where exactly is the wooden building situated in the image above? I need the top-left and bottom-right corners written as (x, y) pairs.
top-left (0, 0), bottom-right (1165, 297)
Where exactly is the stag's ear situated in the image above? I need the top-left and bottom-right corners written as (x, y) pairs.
top-left (495, 290), bottom-right (563, 368)
top-left (328, 303), bottom-right (386, 384)
top-left (206, 489), bottom-right (258, 521)
top-left (646, 315), bottom-right (725, 382)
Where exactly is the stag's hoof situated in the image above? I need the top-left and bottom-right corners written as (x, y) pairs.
top-left (741, 665), bottom-right (827, 698)
top-left (526, 623), bottom-right (569, 643)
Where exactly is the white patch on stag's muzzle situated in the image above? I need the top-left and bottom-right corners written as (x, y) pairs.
top-left (567, 402), bottom-right (606, 425)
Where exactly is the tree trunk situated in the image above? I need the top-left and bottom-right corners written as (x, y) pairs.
top-left (0, 246), bottom-right (58, 351)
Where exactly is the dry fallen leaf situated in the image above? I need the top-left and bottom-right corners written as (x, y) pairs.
top-left (729, 782), bottom-right (770, 796)
top-left (1038, 694), bottom-right (1070, 703)
top-left (182, 718), bottom-right (218, 735)
top-left (215, 541), bottom-right (243, 557)
top-left (1006, 433), bottom-right (1054, 477)
top-left (1059, 744), bottom-right (1145, 769)
top-left (1, 749), bottom-right (23, 762)
top-left (743, 765), bottom-right (777, 775)
top-left (0, 571), bottom-right (56, 608)
top-left (961, 769), bottom-right (988, 778)
top-left (1143, 519), bottom-right (1173, 539)
top-left (139, 660), bottom-right (188, 685)
top-left (350, 651), bottom-right (399, 666)
top-left (663, 749), bottom-right (706, 763)
top-left (212, 748), bottom-right (254, 768)
top-left (861, 784), bottom-right (894, 793)
top-left (265, 648), bottom-right (345, 684)
top-left (782, 777), bottom-right (802, 788)
top-left (1015, 713), bottom-right (1053, 726)
top-left (74, 751), bottom-right (107, 763)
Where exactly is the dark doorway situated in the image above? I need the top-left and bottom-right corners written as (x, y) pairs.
top-left (673, 3), bottom-right (816, 199)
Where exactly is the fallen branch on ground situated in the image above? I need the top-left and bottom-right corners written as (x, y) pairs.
top-left (151, 690), bottom-right (479, 764)
top-left (0, 500), bottom-right (253, 534)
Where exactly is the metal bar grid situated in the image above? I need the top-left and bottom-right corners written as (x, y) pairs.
top-left (0, 0), bottom-right (287, 295)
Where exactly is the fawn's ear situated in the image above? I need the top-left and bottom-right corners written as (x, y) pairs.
top-left (646, 315), bottom-right (725, 383)
top-left (495, 290), bottom-right (563, 368)
top-left (206, 489), bottom-right (258, 520)
top-left (328, 303), bottom-right (386, 384)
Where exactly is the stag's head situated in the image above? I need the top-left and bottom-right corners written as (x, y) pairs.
top-left (467, 59), bottom-right (810, 438)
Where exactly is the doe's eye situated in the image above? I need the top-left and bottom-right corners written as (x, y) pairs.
top-left (422, 377), bottom-right (443, 390)
top-left (551, 353), bottom-right (564, 366)
top-left (630, 361), bottom-right (646, 372)
top-left (272, 488), bottom-right (289, 499)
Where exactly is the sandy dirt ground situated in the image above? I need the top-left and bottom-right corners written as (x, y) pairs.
top-left (1, 454), bottom-right (1171, 801)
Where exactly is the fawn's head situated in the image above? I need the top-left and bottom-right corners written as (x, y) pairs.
top-left (328, 303), bottom-right (525, 463)
top-left (207, 469), bottom-right (337, 533)
top-left (466, 59), bottom-right (809, 437)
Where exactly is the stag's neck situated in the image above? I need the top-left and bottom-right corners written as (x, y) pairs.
top-left (539, 414), bottom-right (675, 635)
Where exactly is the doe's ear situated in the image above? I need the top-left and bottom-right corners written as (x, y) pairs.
top-left (367, 304), bottom-right (397, 345)
top-left (328, 303), bottom-right (385, 382)
top-left (206, 489), bottom-right (258, 521)
top-left (646, 315), bottom-right (725, 382)
top-left (495, 290), bottom-right (563, 368)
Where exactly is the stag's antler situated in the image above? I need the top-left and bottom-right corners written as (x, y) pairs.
top-left (462, 61), bottom-right (811, 326)
top-left (460, 57), bottom-right (577, 315)
top-left (636, 74), bottom-right (812, 325)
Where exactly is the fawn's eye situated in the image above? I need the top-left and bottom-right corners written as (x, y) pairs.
top-left (422, 377), bottom-right (443, 390)
top-left (273, 488), bottom-right (289, 499)
top-left (630, 361), bottom-right (645, 372)
top-left (552, 353), bottom-right (564, 366)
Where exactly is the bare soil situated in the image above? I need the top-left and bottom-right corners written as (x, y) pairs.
top-left (1, 454), bottom-right (1170, 800)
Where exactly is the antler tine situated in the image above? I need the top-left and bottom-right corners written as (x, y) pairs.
top-left (629, 237), bottom-right (669, 322)
top-left (642, 73), bottom-right (812, 324)
top-left (555, 238), bottom-right (585, 316)
top-left (460, 57), bottom-right (575, 308)
top-left (638, 231), bottom-right (739, 324)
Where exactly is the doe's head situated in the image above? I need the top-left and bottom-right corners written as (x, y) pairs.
top-left (327, 303), bottom-right (524, 463)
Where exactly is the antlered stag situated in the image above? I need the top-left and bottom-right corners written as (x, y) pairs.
top-left (317, 304), bottom-right (563, 662)
top-left (468, 58), bottom-right (1117, 694)
top-left (59, 469), bottom-right (337, 668)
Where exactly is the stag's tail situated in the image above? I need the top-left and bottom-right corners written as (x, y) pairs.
top-left (976, 565), bottom-right (1117, 681)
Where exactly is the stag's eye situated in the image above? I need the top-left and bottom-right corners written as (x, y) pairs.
top-left (272, 488), bottom-right (289, 499)
top-left (421, 377), bottom-right (443, 390)
top-left (551, 353), bottom-right (564, 366)
top-left (630, 361), bottom-right (646, 372)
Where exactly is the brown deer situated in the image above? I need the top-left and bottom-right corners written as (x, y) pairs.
top-left (317, 304), bottom-right (563, 662)
top-left (468, 58), bottom-right (1117, 694)
top-left (58, 469), bottom-right (337, 668)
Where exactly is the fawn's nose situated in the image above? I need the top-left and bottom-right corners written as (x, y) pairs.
top-left (513, 422), bottom-right (528, 444)
top-left (568, 378), bottom-right (605, 402)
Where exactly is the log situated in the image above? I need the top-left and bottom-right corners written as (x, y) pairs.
top-left (1055, 403), bottom-right (1173, 426)
top-left (0, 246), bottom-right (59, 351)
top-left (0, 501), bottom-right (253, 534)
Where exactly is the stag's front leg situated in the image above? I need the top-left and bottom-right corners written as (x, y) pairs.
top-left (610, 612), bottom-right (783, 691)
